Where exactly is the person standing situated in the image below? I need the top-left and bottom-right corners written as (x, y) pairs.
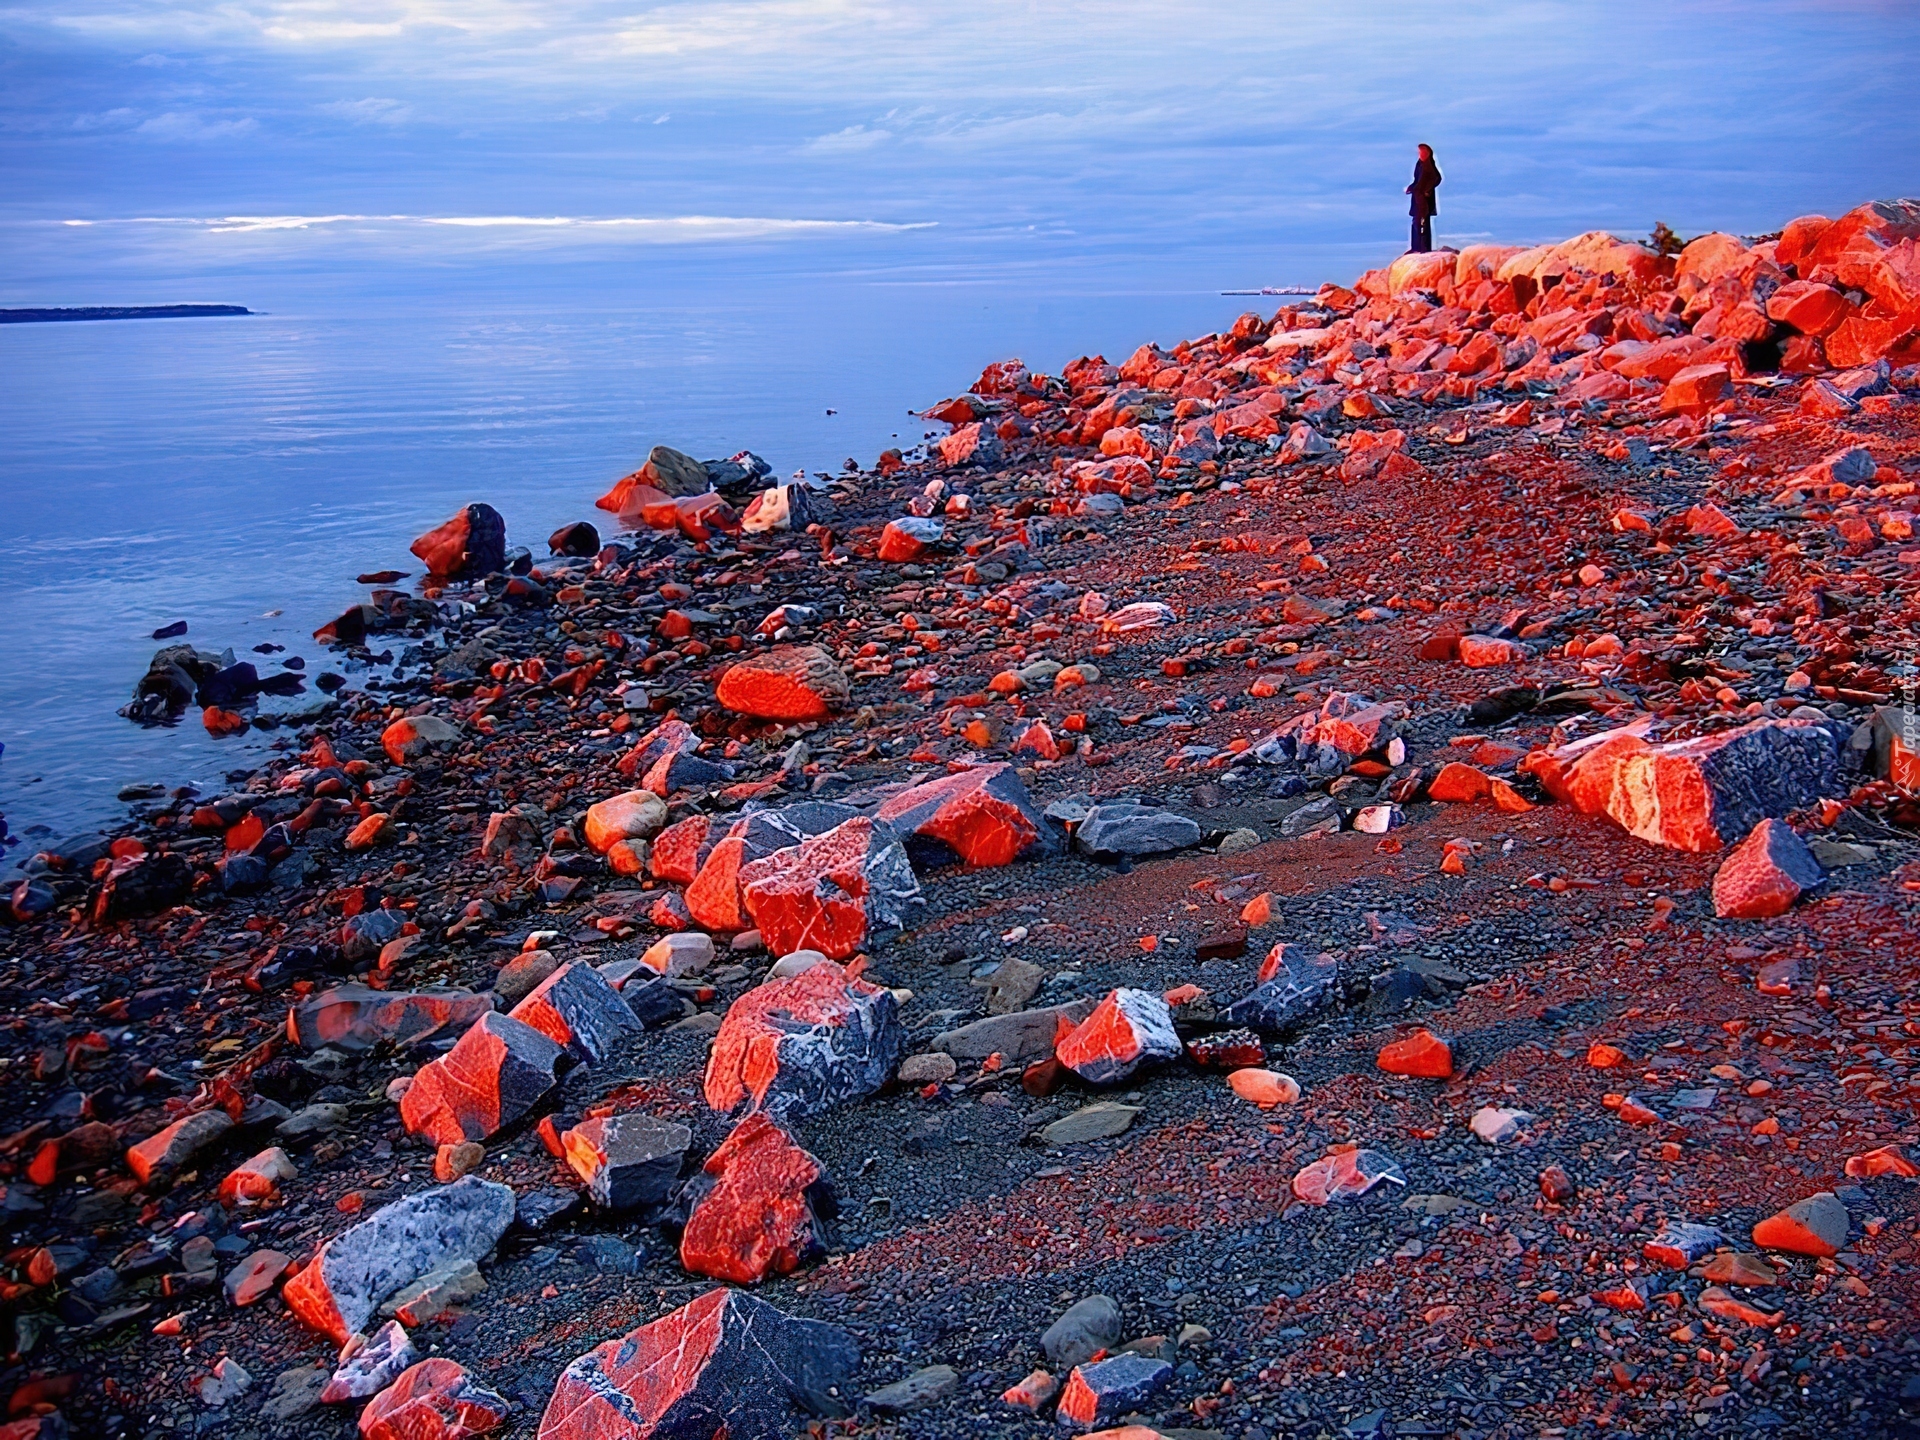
top-left (1406, 144), bottom-right (1442, 253)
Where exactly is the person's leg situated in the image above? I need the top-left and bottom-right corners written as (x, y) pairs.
top-left (1411, 215), bottom-right (1426, 253)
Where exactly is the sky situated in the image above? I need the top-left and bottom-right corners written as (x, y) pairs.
top-left (2, 0), bottom-right (1918, 298)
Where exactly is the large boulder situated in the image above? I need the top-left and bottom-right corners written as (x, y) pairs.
top-left (508, 961), bottom-right (643, 1064)
top-left (875, 763), bottom-right (1059, 868)
top-left (537, 1289), bottom-right (859, 1440)
top-left (704, 960), bottom-right (905, 1120)
top-left (1055, 988), bottom-right (1181, 1087)
top-left (283, 1176), bottom-right (514, 1344)
top-left (1224, 943), bottom-right (1340, 1034)
top-left (737, 817), bottom-right (921, 960)
top-left (714, 646), bottom-right (849, 722)
top-left (682, 802), bottom-right (860, 933)
top-left (1526, 717), bottom-right (1842, 852)
top-left (679, 1112), bottom-right (836, 1284)
top-left (409, 504), bottom-right (506, 580)
top-left (1712, 819), bottom-right (1824, 919)
top-left (288, 985), bottom-right (490, 1053)
top-left (399, 1012), bottom-right (565, 1146)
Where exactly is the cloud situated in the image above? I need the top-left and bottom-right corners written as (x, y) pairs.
top-left (72, 107), bottom-right (137, 130)
top-left (805, 124), bottom-right (889, 153)
top-left (134, 111), bottom-right (257, 140)
top-left (317, 96), bottom-right (411, 124)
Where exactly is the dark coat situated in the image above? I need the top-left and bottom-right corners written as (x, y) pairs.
top-left (1407, 158), bottom-right (1442, 218)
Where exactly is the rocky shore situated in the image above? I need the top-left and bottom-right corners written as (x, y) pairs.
top-left (0, 199), bottom-right (1917, 1440)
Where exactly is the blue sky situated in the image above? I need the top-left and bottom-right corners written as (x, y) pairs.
top-left (2, 0), bottom-right (1917, 296)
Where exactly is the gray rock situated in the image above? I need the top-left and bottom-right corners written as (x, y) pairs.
top-left (284, 1175), bottom-right (515, 1341)
top-left (264, 1366), bottom-right (328, 1422)
top-left (378, 1258), bottom-right (487, 1324)
top-left (493, 949), bottom-right (560, 1008)
top-left (563, 1114), bottom-right (692, 1210)
top-left (1040, 1102), bottom-right (1140, 1147)
top-left (320, 1319), bottom-right (416, 1403)
top-left (981, 958), bottom-right (1045, 1014)
top-left (932, 1000), bottom-right (1096, 1065)
top-left (1279, 795), bottom-right (1342, 837)
top-left (287, 984), bottom-right (491, 1053)
top-left (276, 1103), bottom-right (350, 1146)
top-left (508, 960), bottom-right (643, 1064)
top-left (1224, 944), bottom-right (1339, 1035)
top-left (1059, 1352), bottom-right (1172, 1427)
top-left (866, 1364), bottom-right (959, 1414)
top-left (1074, 803), bottom-right (1202, 856)
top-left (1043, 1295), bottom-right (1123, 1369)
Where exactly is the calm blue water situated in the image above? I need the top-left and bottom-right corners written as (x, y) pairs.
top-left (0, 274), bottom-right (1262, 836)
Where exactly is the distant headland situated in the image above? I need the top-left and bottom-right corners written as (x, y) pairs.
top-left (0, 304), bottom-right (251, 324)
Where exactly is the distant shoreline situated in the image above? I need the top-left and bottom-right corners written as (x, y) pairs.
top-left (0, 304), bottom-right (251, 325)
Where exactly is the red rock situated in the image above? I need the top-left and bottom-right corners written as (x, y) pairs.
top-left (737, 816), bottom-right (920, 960)
top-left (1844, 1144), bottom-right (1919, 1179)
top-left (224, 1247), bottom-right (291, 1306)
top-left (1662, 363), bottom-right (1732, 413)
top-left (1712, 818), bottom-right (1824, 919)
top-left (1751, 1191), bottom-right (1849, 1257)
top-left (1228, 1068), bottom-right (1300, 1108)
top-left (399, 1012), bottom-right (565, 1146)
top-left (1587, 1043), bottom-right (1625, 1069)
top-left (1419, 633), bottom-right (1462, 662)
top-left (938, 421), bottom-right (1002, 468)
top-left (382, 714), bottom-right (460, 765)
top-left (562, 1113), bottom-right (691, 1210)
top-left (1002, 1370), bottom-right (1058, 1411)
top-left (714, 646), bottom-right (849, 721)
top-left (360, 1358), bottom-right (510, 1440)
top-left (648, 813), bottom-right (715, 883)
top-left (1767, 280), bottom-right (1853, 338)
top-left (1529, 717), bottom-right (1840, 852)
top-left (679, 1112), bottom-right (834, 1284)
top-left (615, 718), bottom-right (699, 780)
top-left (703, 959), bottom-right (905, 1120)
top-left (508, 961), bottom-right (643, 1063)
top-left (1592, 1281), bottom-right (1646, 1312)
top-left (1056, 988), bottom-right (1182, 1087)
top-left (1376, 1028), bottom-right (1452, 1078)
top-left (1696, 1286), bottom-right (1782, 1330)
top-left (1684, 502), bottom-right (1740, 538)
top-left (1457, 634), bottom-right (1527, 667)
top-left (1054, 1354), bottom-right (1172, 1430)
top-left (218, 1147), bottom-right (296, 1207)
top-left (409, 504), bottom-right (506, 580)
top-left (126, 1109), bottom-right (233, 1185)
top-left (1012, 721), bottom-right (1060, 760)
top-left (539, 1289), bottom-right (858, 1440)
top-left (1291, 1147), bottom-right (1406, 1204)
top-left (582, 790), bottom-right (667, 855)
top-left (1427, 762), bottom-right (1493, 803)
top-left (1614, 334), bottom-right (1707, 381)
top-left (877, 516), bottom-right (944, 562)
top-left (874, 763), bottom-right (1057, 868)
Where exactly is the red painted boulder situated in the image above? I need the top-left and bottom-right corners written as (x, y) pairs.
top-left (874, 763), bottom-right (1059, 868)
top-left (703, 960), bottom-right (906, 1120)
top-left (1752, 1191), bottom-right (1849, 1258)
top-left (562, 1113), bottom-right (692, 1211)
top-left (1662, 363), bottom-right (1732, 414)
top-left (1527, 717), bottom-right (1841, 852)
top-left (1766, 280), bottom-right (1852, 338)
top-left (714, 646), bottom-right (849, 721)
top-left (1457, 634), bottom-right (1528, 668)
top-left (409, 504), bottom-right (506, 580)
top-left (537, 1288), bottom-right (859, 1440)
top-left (1376, 1028), bottom-right (1453, 1078)
top-left (683, 802), bottom-right (865, 935)
top-left (1712, 818), bottom-right (1824, 919)
top-left (737, 816), bottom-right (921, 960)
top-left (399, 1012), bottom-right (565, 1146)
top-left (359, 1358), bottom-right (510, 1440)
top-left (1055, 988), bottom-right (1182, 1087)
top-left (679, 1112), bottom-right (835, 1284)
top-left (1427, 762), bottom-right (1493, 803)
